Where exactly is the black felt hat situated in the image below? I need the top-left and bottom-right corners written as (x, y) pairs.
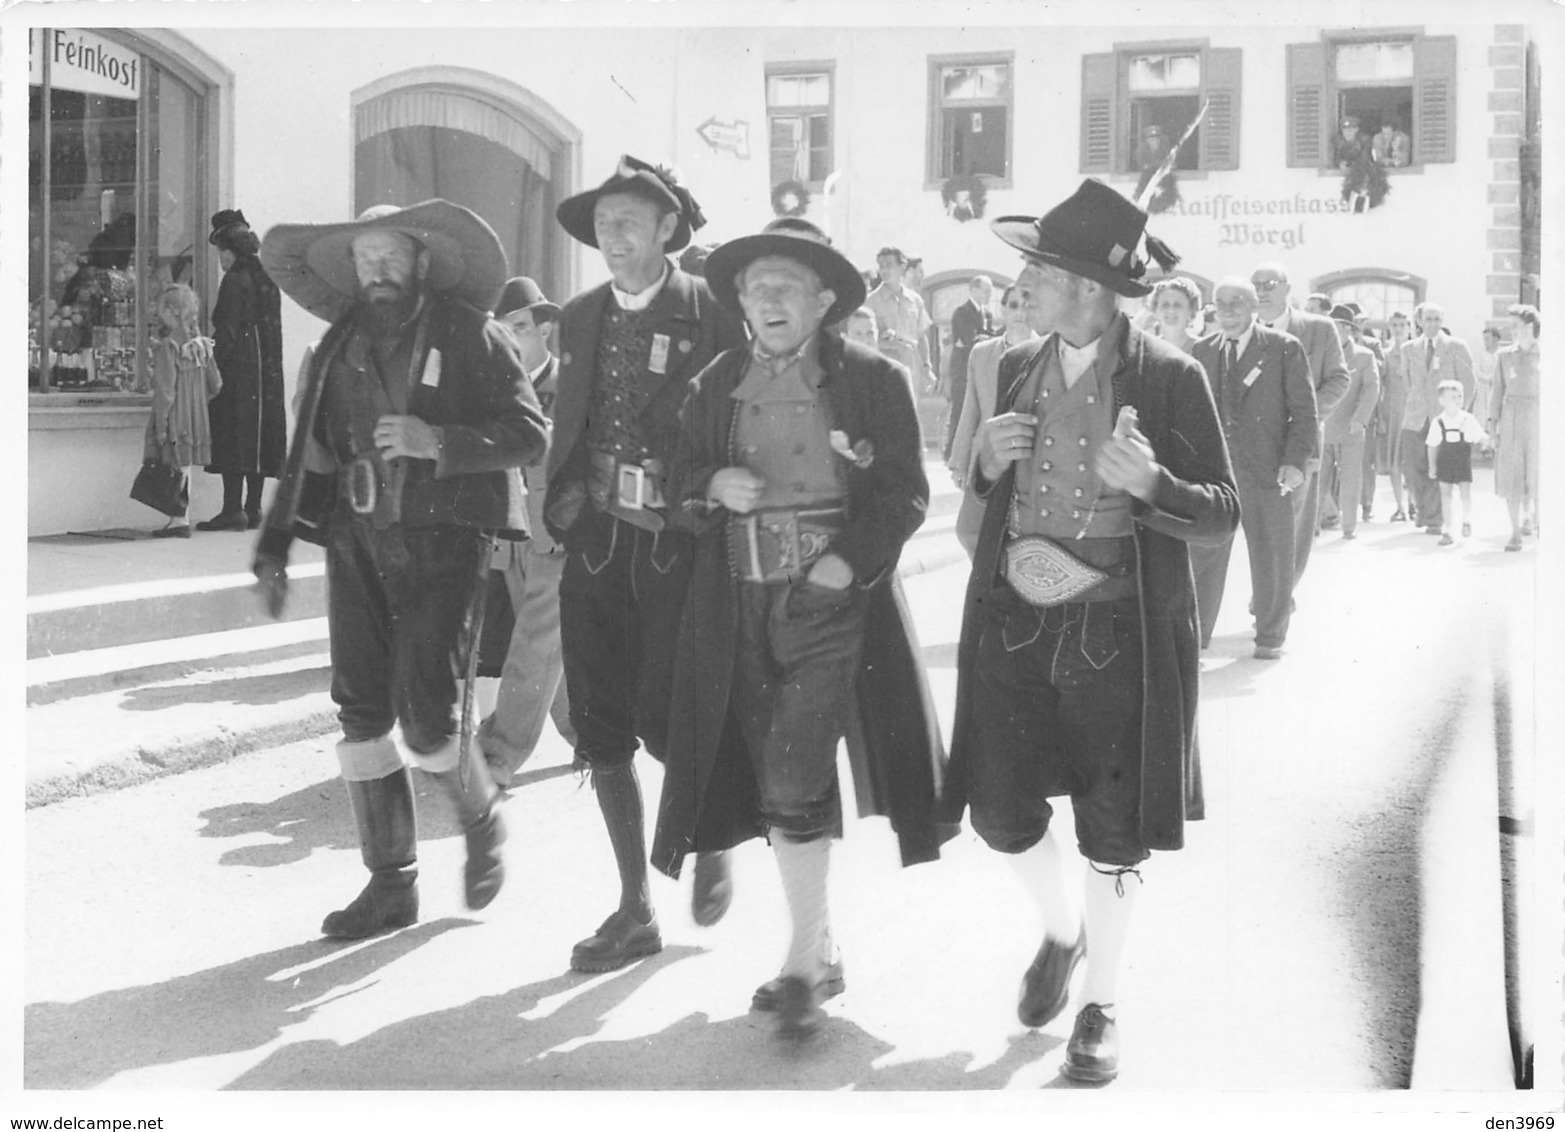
top-left (704, 218), bottom-right (866, 328)
top-left (990, 178), bottom-right (1179, 299)
top-left (208, 209), bottom-right (250, 246)
top-left (494, 276), bottom-right (560, 322)
top-left (555, 155), bottom-right (706, 253)
top-left (1329, 303), bottom-right (1360, 326)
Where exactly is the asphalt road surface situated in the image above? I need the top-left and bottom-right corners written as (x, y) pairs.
top-left (19, 473), bottom-right (1550, 1116)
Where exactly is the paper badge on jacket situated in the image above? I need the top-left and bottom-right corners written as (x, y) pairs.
top-left (1242, 364), bottom-right (1263, 388)
top-left (649, 333), bottom-right (671, 375)
top-left (421, 349), bottom-right (443, 388)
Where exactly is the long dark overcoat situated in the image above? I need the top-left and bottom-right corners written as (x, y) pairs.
top-left (650, 333), bottom-right (951, 879)
top-left (942, 316), bottom-right (1240, 853)
top-left (207, 253), bottom-right (287, 477)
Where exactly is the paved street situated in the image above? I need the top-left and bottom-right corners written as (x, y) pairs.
top-left (18, 470), bottom-right (1552, 1113)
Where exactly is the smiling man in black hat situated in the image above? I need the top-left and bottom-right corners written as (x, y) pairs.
top-left (942, 179), bottom-right (1239, 1082)
top-left (546, 156), bottom-right (746, 973)
top-left (651, 217), bottom-right (946, 1040)
top-left (254, 200), bottom-right (548, 940)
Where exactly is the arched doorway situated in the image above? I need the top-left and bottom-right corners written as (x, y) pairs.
top-left (353, 69), bottom-right (580, 307)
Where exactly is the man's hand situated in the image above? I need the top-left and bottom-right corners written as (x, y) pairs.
top-left (374, 414), bottom-right (441, 461)
top-left (1277, 464), bottom-right (1305, 494)
top-left (181, 336), bottom-right (215, 366)
top-left (1094, 422), bottom-right (1160, 503)
top-left (806, 552), bottom-right (853, 590)
top-left (976, 411), bottom-right (1039, 482)
top-left (708, 467), bottom-right (765, 513)
top-left (254, 560), bottom-right (288, 620)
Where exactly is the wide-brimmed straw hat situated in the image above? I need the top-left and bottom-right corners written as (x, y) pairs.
top-left (259, 199), bottom-right (508, 323)
top-left (555, 155), bottom-right (707, 253)
top-left (990, 178), bottom-right (1178, 299)
top-left (704, 217), bottom-right (866, 328)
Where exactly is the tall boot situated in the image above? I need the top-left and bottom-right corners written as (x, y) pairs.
top-left (321, 767), bottom-right (419, 939)
top-left (431, 738), bottom-right (507, 910)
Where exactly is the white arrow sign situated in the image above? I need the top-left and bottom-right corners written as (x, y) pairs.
top-left (696, 117), bottom-right (751, 160)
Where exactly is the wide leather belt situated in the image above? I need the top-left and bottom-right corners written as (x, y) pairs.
top-left (730, 506), bottom-right (846, 583)
top-left (588, 450), bottom-right (666, 511)
top-left (1003, 534), bottom-right (1136, 606)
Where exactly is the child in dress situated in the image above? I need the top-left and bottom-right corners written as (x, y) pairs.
top-left (144, 283), bottom-right (221, 537)
top-left (1424, 378), bottom-right (1487, 546)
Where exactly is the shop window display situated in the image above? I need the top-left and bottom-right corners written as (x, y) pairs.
top-left (28, 29), bottom-right (207, 396)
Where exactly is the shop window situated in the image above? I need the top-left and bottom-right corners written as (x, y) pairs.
top-left (928, 55), bottom-right (1013, 186)
top-left (1313, 268), bottom-right (1425, 328)
top-left (1080, 44), bottom-right (1242, 177)
top-left (766, 66), bottom-right (833, 189)
top-left (28, 28), bottom-right (209, 395)
top-left (355, 81), bottom-right (568, 306)
top-left (1286, 34), bottom-right (1456, 169)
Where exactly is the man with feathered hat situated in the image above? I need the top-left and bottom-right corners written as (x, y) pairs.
top-left (253, 200), bottom-right (549, 939)
top-left (546, 156), bottom-right (746, 973)
top-left (650, 217), bottom-right (949, 1040)
top-left (942, 179), bottom-right (1239, 1082)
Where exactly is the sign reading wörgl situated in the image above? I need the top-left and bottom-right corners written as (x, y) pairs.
top-left (1164, 192), bottom-right (1357, 252)
top-left (30, 29), bottom-right (141, 101)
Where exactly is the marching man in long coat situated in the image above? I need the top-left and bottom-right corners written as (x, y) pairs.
top-left (652, 218), bottom-right (948, 1040)
top-left (943, 180), bottom-right (1238, 1082)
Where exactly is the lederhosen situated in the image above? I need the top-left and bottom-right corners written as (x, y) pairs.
top-left (1434, 418), bottom-right (1472, 485)
top-left (319, 307), bottom-right (484, 753)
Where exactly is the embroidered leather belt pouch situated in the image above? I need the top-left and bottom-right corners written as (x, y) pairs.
top-left (731, 507), bottom-right (846, 583)
top-left (1003, 534), bottom-right (1135, 606)
top-left (342, 453), bottom-right (406, 528)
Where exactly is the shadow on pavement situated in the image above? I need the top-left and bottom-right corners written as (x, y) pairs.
top-left (24, 920), bottom-right (474, 1088)
top-left (120, 665), bottom-right (331, 711)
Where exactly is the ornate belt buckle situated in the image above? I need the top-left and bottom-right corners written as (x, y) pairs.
top-left (349, 455), bottom-right (379, 515)
top-left (1003, 536), bottom-right (1109, 607)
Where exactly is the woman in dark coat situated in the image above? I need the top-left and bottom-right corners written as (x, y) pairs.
top-left (199, 209), bottom-right (286, 530)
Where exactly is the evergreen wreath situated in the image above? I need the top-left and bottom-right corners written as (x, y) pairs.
top-left (941, 174), bottom-right (988, 222)
top-left (770, 180), bottom-right (810, 218)
top-left (1340, 157), bottom-right (1391, 212)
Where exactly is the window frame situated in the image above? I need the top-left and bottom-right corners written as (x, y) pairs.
top-left (764, 61), bottom-right (835, 192)
top-left (926, 51), bottom-right (1015, 190)
top-left (1311, 266), bottom-right (1427, 330)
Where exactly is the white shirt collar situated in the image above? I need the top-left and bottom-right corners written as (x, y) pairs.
top-left (611, 262), bottom-right (670, 311)
top-left (526, 354), bottom-right (553, 384)
top-left (1224, 319), bottom-right (1256, 357)
top-left (1266, 308), bottom-right (1292, 333)
top-left (1056, 332), bottom-right (1102, 388)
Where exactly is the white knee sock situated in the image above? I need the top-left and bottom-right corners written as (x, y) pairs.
top-left (772, 834), bottom-right (832, 978)
top-left (1007, 830), bottom-right (1081, 942)
top-left (1080, 861), bottom-right (1142, 1014)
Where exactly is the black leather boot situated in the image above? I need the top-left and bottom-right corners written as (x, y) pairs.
top-left (437, 740), bottom-right (507, 910)
top-left (321, 769), bottom-right (419, 939)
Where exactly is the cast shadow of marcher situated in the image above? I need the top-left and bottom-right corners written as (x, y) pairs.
top-left (121, 665), bottom-right (332, 712)
top-left (25, 920), bottom-right (473, 1089)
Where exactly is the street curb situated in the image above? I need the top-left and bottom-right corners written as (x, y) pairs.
top-left (26, 535), bottom-right (971, 809)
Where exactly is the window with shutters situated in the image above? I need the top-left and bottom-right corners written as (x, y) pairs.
top-left (766, 66), bottom-right (833, 190)
top-left (1079, 42), bottom-right (1241, 179)
top-left (1287, 33), bottom-right (1456, 171)
top-left (927, 54), bottom-right (1013, 187)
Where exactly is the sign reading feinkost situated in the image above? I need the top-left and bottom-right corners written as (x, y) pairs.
top-left (29, 28), bottom-right (141, 101)
top-left (1165, 192), bottom-right (1356, 252)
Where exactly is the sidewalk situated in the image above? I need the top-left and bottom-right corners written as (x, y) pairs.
top-left (25, 458), bottom-right (968, 807)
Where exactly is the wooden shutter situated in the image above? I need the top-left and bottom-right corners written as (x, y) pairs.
top-left (1286, 41), bottom-right (1327, 168)
top-left (1080, 53), bottom-right (1117, 174)
top-left (1414, 35), bottom-right (1457, 164)
top-left (1200, 47), bottom-right (1242, 170)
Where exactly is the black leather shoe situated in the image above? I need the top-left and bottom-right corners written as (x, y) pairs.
top-left (152, 524), bottom-right (192, 539)
top-left (1017, 930), bottom-right (1085, 1028)
top-left (196, 510), bottom-right (247, 532)
top-left (246, 511), bottom-right (263, 530)
top-left (753, 954), bottom-right (846, 1012)
top-left (691, 849), bottom-right (733, 927)
top-left (1063, 1003), bottom-right (1119, 1083)
top-left (570, 910), bottom-right (662, 972)
top-left (321, 871), bottom-right (419, 939)
top-left (774, 975), bottom-right (826, 1041)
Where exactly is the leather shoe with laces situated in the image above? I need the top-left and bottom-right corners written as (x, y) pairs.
top-left (1017, 929), bottom-right (1085, 1028)
top-left (570, 909), bottom-right (662, 972)
top-left (752, 953), bottom-right (846, 1012)
top-left (1063, 1003), bottom-right (1119, 1083)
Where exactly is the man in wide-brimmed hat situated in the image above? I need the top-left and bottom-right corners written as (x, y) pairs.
top-left (546, 155), bottom-right (746, 974)
top-left (942, 179), bottom-right (1239, 1082)
top-left (649, 218), bottom-right (948, 1040)
top-left (254, 200), bottom-right (549, 940)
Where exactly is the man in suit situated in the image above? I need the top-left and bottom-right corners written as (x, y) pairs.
top-left (1399, 302), bottom-right (1476, 533)
top-left (547, 156), bottom-right (746, 972)
top-left (942, 274), bottom-right (996, 459)
top-left (254, 201), bottom-right (550, 939)
top-left (1189, 277), bottom-right (1318, 659)
top-left (475, 278), bottom-right (576, 788)
top-left (1250, 262), bottom-right (1348, 582)
top-left (1319, 304), bottom-right (1381, 541)
top-left (1344, 304), bottom-right (1386, 523)
top-left (944, 180), bottom-right (1239, 1082)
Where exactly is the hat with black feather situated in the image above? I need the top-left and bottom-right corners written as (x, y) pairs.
top-left (555, 155), bottom-right (707, 253)
top-left (989, 178), bottom-right (1179, 299)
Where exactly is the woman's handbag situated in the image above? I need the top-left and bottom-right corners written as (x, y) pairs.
top-left (130, 455), bottom-right (188, 518)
